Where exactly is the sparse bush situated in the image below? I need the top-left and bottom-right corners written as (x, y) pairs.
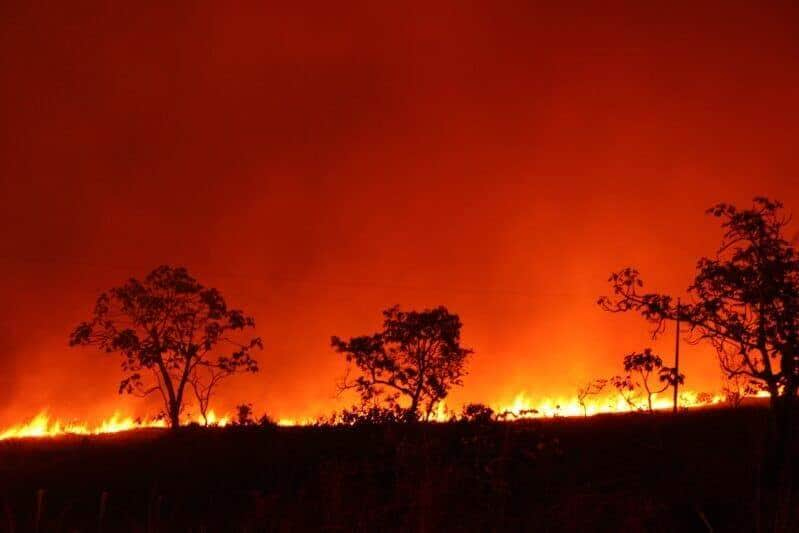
top-left (610, 375), bottom-right (641, 411)
top-left (236, 403), bottom-right (255, 426)
top-left (613, 349), bottom-right (684, 413)
top-left (336, 405), bottom-right (403, 426)
top-left (722, 372), bottom-right (760, 408)
top-left (257, 413), bottom-right (277, 428)
top-left (460, 403), bottom-right (495, 423)
top-left (577, 379), bottom-right (607, 417)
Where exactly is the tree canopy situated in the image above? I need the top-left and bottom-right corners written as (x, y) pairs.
top-left (621, 348), bottom-right (683, 413)
top-left (70, 265), bottom-right (262, 427)
top-left (332, 305), bottom-right (472, 421)
top-left (600, 198), bottom-right (799, 407)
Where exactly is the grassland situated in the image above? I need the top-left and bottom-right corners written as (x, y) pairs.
top-left (0, 406), bottom-right (791, 532)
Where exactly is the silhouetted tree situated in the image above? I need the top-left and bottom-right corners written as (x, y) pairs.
top-left (461, 403), bottom-right (495, 423)
top-left (236, 403), bottom-right (255, 426)
top-left (69, 266), bottom-right (262, 428)
top-left (599, 198), bottom-right (799, 529)
top-left (610, 375), bottom-right (640, 410)
top-left (257, 413), bottom-right (277, 428)
top-left (332, 305), bottom-right (472, 422)
top-left (622, 349), bottom-right (684, 413)
top-left (722, 372), bottom-right (758, 408)
top-left (599, 198), bottom-right (799, 414)
top-left (577, 378), bottom-right (607, 417)
top-left (189, 362), bottom-right (246, 426)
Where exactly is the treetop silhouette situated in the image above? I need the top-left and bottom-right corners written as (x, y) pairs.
top-left (332, 305), bottom-right (472, 422)
top-left (599, 197), bottom-right (799, 408)
top-left (619, 348), bottom-right (683, 413)
top-left (69, 265), bottom-right (262, 428)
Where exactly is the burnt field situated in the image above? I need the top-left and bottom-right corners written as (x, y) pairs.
top-left (0, 406), bottom-right (790, 532)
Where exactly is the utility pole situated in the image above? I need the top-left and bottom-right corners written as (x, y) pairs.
top-left (673, 298), bottom-right (681, 414)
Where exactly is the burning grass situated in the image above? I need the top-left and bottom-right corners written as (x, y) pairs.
top-left (0, 388), bottom-right (760, 441)
top-left (0, 410), bottom-right (231, 441)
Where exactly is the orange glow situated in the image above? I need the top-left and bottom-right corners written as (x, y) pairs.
top-left (0, 389), bottom-right (763, 439)
top-left (277, 418), bottom-right (316, 427)
top-left (1, 3), bottom-right (798, 431)
top-left (492, 390), bottom-right (726, 420)
top-left (0, 410), bottom-right (231, 441)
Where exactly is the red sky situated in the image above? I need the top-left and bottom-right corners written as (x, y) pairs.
top-left (1, 2), bottom-right (799, 424)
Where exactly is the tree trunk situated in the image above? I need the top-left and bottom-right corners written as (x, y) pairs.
top-left (406, 399), bottom-right (419, 422)
top-left (407, 386), bottom-right (423, 422)
top-left (758, 393), bottom-right (796, 532)
top-left (168, 403), bottom-right (181, 429)
top-left (769, 383), bottom-right (780, 410)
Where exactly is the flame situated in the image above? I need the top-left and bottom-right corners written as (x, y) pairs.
top-left (0, 410), bottom-right (232, 441)
top-left (202, 410), bottom-right (231, 427)
top-left (0, 411), bottom-right (164, 440)
top-left (277, 417), bottom-right (316, 427)
top-left (429, 401), bottom-right (451, 422)
top-left (493, 389), bottom-right (727, 420)
top-left (0, 389), bottom-right (756, 439)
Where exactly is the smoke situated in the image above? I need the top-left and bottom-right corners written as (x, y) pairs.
top-left (1, 1), bottom-right (799, 423)
top-left (0, 327), bottom-right (19, 410)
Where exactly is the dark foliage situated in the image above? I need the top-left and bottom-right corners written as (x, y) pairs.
top-left (619, 348), bottom-right (684, 413)
top-left (69, 266), bottom-right (262, 428)
top-left (599, 198), bottom-right (799, 407)
top-left (460, 403), bottom-right (495, 423)
top-left (333, 405), bottom-right (405, 426)
top-left (236, 403), bottom-right (255, 426)
top-left (332, 305), bottom-right (472, 421)
top-left (600, 198), bottom-right (799, 529)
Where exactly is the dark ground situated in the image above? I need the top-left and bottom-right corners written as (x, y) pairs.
top-left (0, 406), bottom-right (791, 532)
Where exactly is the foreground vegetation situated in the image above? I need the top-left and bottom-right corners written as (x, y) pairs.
top-left (0, 406), bottom-right (792, 532)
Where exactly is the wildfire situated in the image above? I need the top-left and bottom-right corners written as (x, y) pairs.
top-left (0, 410), bottom-right (231, 441)
top-left (492, 390), bottom-right (727, 420)
top-left (0, 390), bottom-right (751, 440)
top-left (277, 418), bottom-right (316, 427)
